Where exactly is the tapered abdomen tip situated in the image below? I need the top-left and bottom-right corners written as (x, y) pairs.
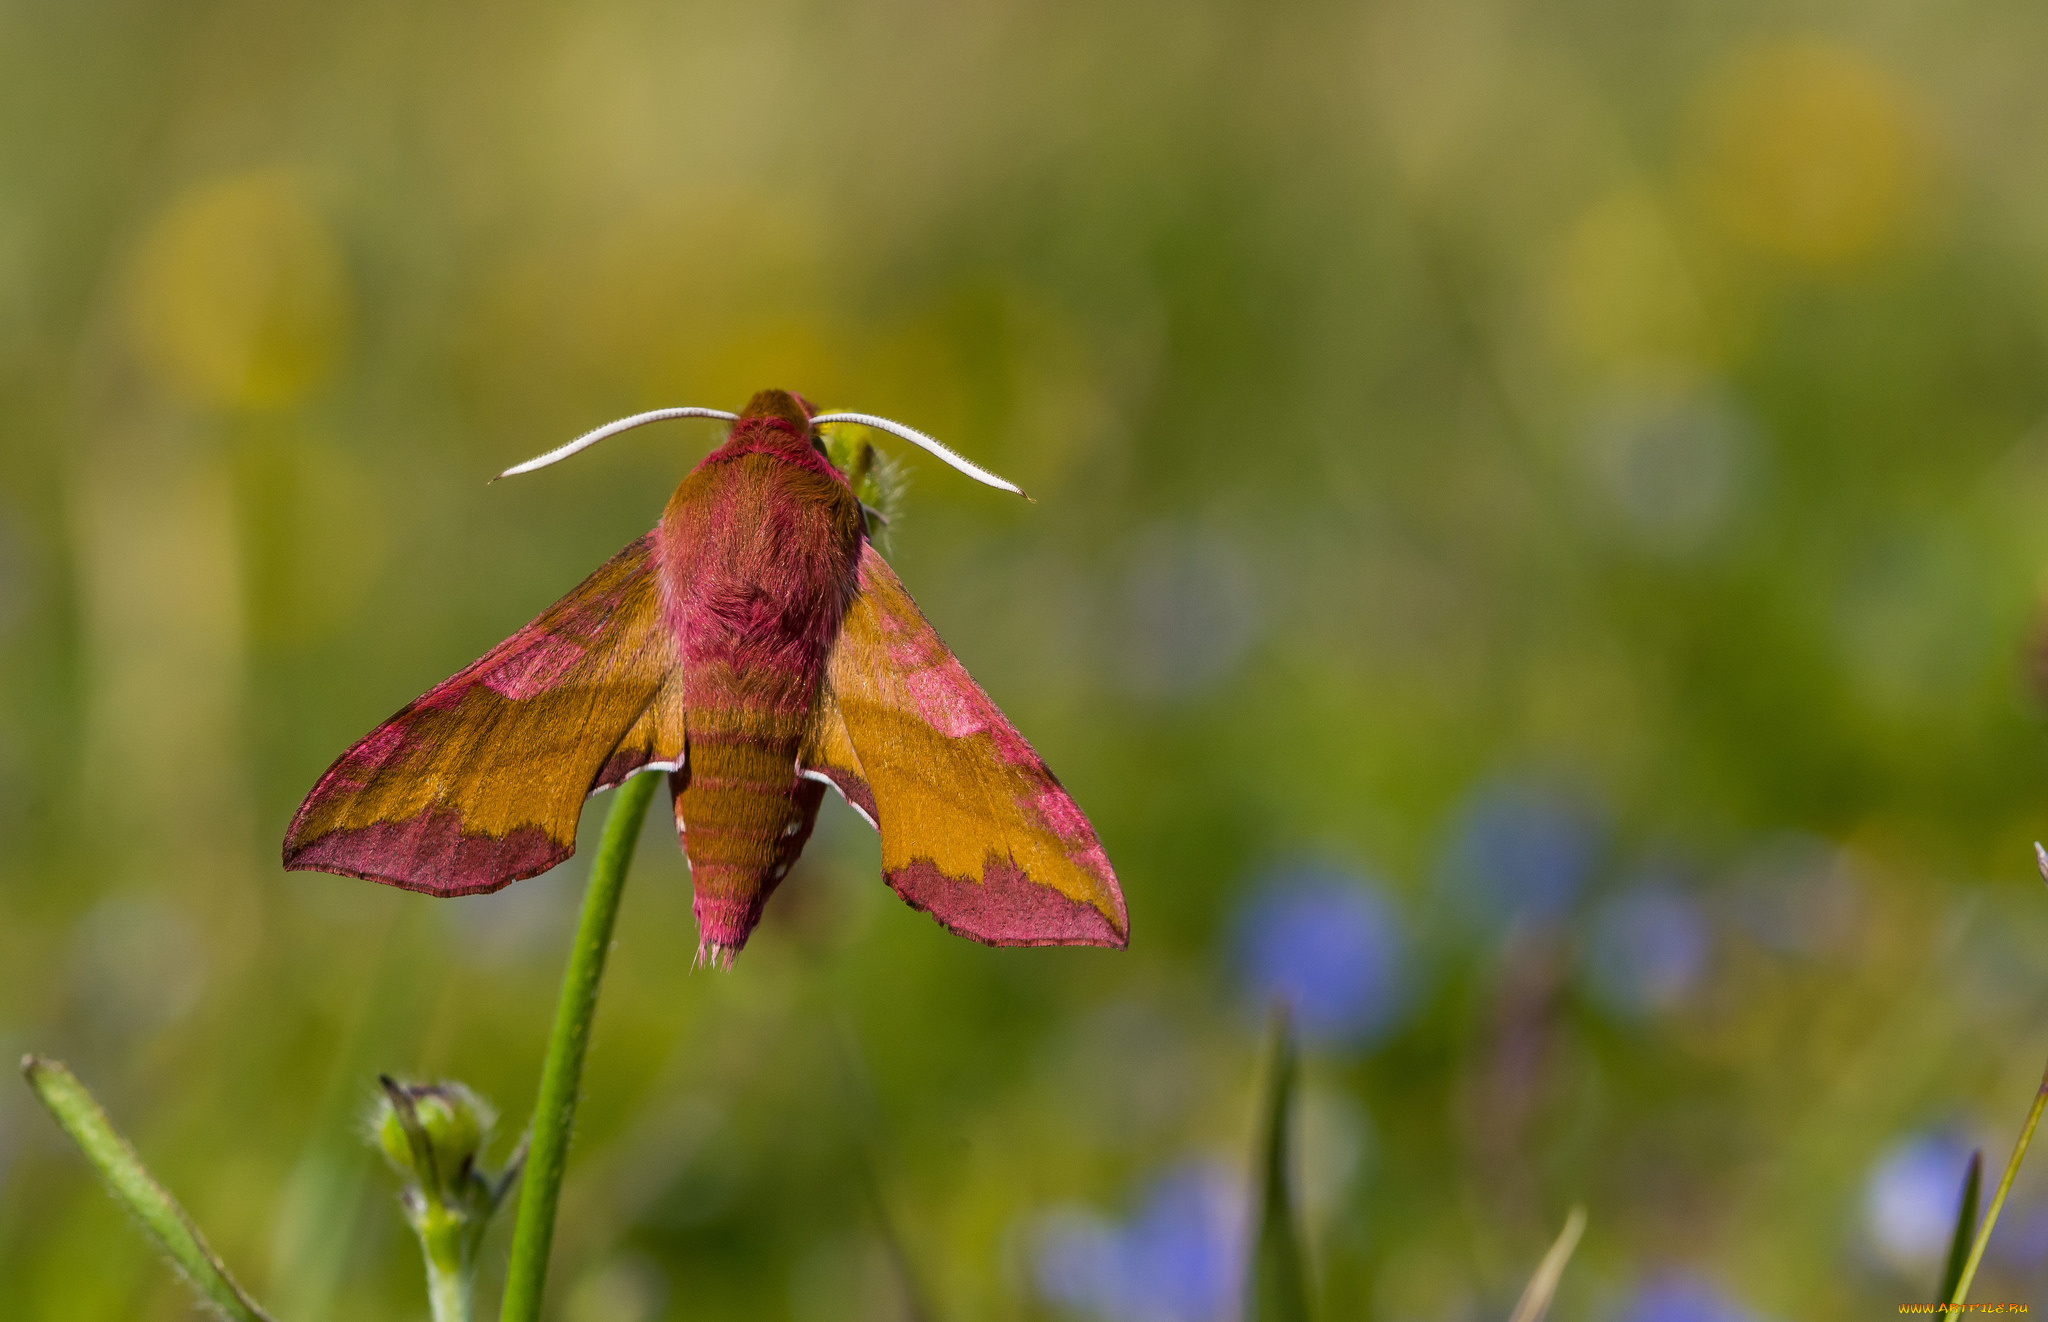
top-left (691, 893), bottom-right (767, 965)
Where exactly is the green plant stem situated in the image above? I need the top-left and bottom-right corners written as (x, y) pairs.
top-left (21, 1056), bottom-right (275, 1322)
top-left (413, 1190), bottom-right (478, 1322)
top-left (424, 1230), bottom-right (472, 1322)
top-left (1949, 1059), bottom-right (2048, 1308)
top-left (500, 769), bottom-right (660, 1322)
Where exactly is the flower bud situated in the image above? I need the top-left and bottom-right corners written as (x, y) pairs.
top-left (369, 1075), bottom-right (521, 1319)
top-left (373, 1078), bottom-right (495, 1206)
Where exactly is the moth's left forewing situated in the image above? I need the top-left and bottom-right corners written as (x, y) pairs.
top-left (284, 534), bottom-right (680, 895)
top-left (812, 543), bottom-right (1127, 948)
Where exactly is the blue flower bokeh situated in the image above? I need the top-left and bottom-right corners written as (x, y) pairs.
top-left (1864, 1130), bottom-right (1975, 1270)
top-left (1616, 1274), bottom-right (1760, 1322)
top-left (1582, 877), bottom-right (1711, 1018)
top-left (1233, 864), bottom-right (1409, 1049)
top-left (1034, 1162), bottom-right (1245, 1322)
top-left (1440, 780), bottom-right (1602, 932)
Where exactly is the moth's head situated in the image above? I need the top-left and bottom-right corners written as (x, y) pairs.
top-left (738, 389), bottom-right (816, 434)
top-left (732, 389), bottom-right (901, 538)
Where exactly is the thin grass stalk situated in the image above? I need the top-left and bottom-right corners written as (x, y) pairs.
top-left (1506, 1206), bottom-right (1585, 1322)
top-left (499, 769), bottom-right (660, 1322)
top-left (1948, 1060), bottom-right (2048, 1308)
top-left (21, 1056), bottom-right (275, 1322)
top-left (829, 1024), bottom-right (937, 1322)
top-left (1246, 1009), bottom-right (1313, 1322)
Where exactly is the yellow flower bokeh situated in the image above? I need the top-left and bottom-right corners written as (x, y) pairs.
top-left (1686, 40), bottom-right (1930, 271)
top-left (126, 170), bottom-right (351, 410)
top-left (1551, 185), bottom-right (1723, 369)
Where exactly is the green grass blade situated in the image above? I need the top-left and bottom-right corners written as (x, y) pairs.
top-left (21, 1056), bottom-right (276, 1322)
top-left (500, 768), bottom-right (660, 1322)
top-left (1506, 1206), bottom-right (1585, 1322)
top-left (1935, 1150), bottom-right (1982, 1306)
top-left (1949, 1059), bottom-right (2048, 1307)
top-left (1246, 1010), bottom-right (1313, 1322)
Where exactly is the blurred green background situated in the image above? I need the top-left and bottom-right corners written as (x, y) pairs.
top-left (6, 1), bottom-right (2048, 1318)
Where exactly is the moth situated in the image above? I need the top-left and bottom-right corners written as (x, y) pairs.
top-left (283, 390), bottom-right (1127, 965)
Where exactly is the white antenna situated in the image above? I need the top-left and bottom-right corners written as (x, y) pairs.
top-left (495, 407), bottom-right (740, 480)
top-left (810, 412), bottom-right (1029, 499)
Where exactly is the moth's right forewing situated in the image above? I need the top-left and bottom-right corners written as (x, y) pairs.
top-left (813, 543), bottom-right (1126, 948)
